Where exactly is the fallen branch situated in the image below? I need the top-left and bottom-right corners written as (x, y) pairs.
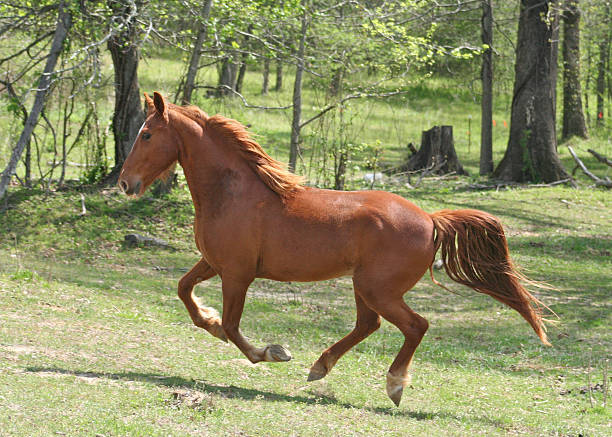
top-left (528, 178), bottom-right (573, 187)
top-left (78, 193), bottom-right (86, 216)
top-left (567, 146), bottom-right (612, 188)
top-left (588, 149), bottom-right (612, 168)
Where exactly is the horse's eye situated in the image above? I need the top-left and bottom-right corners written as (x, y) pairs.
top-left (142, 132), bottom-right (151, 140)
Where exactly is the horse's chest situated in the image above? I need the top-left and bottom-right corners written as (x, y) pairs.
top-left (193, 214), bottom-right (257, 271)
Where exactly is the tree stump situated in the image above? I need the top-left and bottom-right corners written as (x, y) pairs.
top-left (401, 126), bottom-right (467, 175)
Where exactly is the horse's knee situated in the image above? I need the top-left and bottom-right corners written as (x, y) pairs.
top-left (413, 314), bottom-right (429, 336)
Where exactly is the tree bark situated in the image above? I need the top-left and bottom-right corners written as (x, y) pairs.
top-left (0, 2), bottom-right (72, 200)
top-left (401, 126), bottom-right (467, 176)
top-left (235, 57), bottom-right (247, 94)
top-left (235, 25), bottom-right (253, 95)
top-left (275, 59), bottom-right (283, 91)
top-left (217, 57), bottom-right (238, 96)
top-left (480, 0), bottom-right (494, 175)
top-left (596, 40), bottom-right (608, 124)
top-left (562, 0), bottom-right (588, 139)
top-left (262, 58), bottom-right (270, 95)
top-left (106, 0), bottom-right (145, 182)
top-left (181, 0), bottom-right (213, 104)
top-left (596, 3), bottom-right (611, 125)
top-left (329, 66), bottom-right (344, 97)
top-left (493, 0), bottom-right (569, 183)
top-left (289, 11), bottom-right (307, 172)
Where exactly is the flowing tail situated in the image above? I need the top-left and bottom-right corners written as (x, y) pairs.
top-left (429, 209), bottom-right (551, 346)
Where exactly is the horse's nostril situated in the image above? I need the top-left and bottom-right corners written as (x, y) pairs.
top-left (119, 180), bottom-right (128, 193)
top-left (134, 181), bottom-right (142, 193)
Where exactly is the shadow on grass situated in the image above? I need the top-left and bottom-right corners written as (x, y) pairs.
top-left (24, 365), bottom-right (504, 425)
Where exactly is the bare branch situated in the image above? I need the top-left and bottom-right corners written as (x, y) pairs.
top-left (194, 85), bottom-right (292, 110)
top-left (299, 90), bottom-right (409, 130)
top-left (568, 146), bottom-right (612, 188)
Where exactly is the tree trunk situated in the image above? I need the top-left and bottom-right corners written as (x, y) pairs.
top-left (329, 66), bottom-right (344, 97)
top-left (562, 0), bottom-right (588, 139)
top-left (596, 40), bottom-right (608, 124)
top-left (596, 3), bottom-right (611, 125)
top-left (480, 0), bottom-right (494, 175)
top-left (401, 126), bottom-right (467, 175)
top-left (106, 1), bottom-right (145, 183)
top-left (584, 41), bottom-right (591, 125)
top-left (0, 2), bottom-right (72, 200)
top-left (275, 59), bottom-right (283, 92)
top-left (493, 0), bottom-right (569, 183)
top-left (550, 3), bottom-right (560, 126)
top-left (235, 58), bottom-right (247, 94)
top-left (289, 11), bottom-right (307, 172)
top-left (181, 0), bottom-right (213, 105)
top-left (262, 58), bottom-right (270, 95)
top-left (235, 25), bottom-right (252, 95)
top-left (217, 57), bottom-right (238, 96)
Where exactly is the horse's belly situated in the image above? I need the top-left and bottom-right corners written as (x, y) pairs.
top-left (257, 236), bottom-right (357, 282)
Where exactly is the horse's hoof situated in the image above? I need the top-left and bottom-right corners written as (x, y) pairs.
top-left (307, 361), bottom-right (327, 382)
top-left (264, 344), bottom-right (291, 362)
top-left (386, 372), bottom-right (411, 407)
top-left (387, 385), bottom-right (403, 407)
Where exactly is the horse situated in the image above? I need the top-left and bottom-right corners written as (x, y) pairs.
top-left (118, 92), bottom-right (550, 407)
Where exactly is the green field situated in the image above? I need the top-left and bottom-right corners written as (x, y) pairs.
top-left (1, 46), bottom-right (611, 436)
top-left (0, 182), bottom-right (610, 436)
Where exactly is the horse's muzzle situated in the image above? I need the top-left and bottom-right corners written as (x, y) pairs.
top-left (118, 178), bottom-right (141, 196)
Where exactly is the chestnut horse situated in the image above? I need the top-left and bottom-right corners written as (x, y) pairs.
top-left (118, 92), bottom-right (549, 406)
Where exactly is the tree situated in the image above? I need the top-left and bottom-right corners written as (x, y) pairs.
top-left (275, 59), bottom-right (283, 91)
top-left (493, 0), bottom-right (569, 183)
top-left (105, 0), bottom-right (146, 182)
top-left (595, 3), bottom-right (611, 125)
top-left (289, 8), bottom-right (307, 173)
top-left (479, 0), bottom-right (494, 175)
top-left (0, 1), bottom-right (73, 200)
top-left (262, 58), bottom-right (270, 94)
top-left (562, 0), bottom-right (588, 139)
top-left (180, 0), bottom-right (214, 104)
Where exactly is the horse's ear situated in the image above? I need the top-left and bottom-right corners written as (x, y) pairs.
top-left (144, 92), bottom-right (154, 109)
top-left (153, 91), bottom-right (167, 120)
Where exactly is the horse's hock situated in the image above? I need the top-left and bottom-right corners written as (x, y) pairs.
top-left (402, 125), bottom-right (468, 175)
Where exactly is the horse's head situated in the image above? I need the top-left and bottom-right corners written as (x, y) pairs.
top-left (118, 92), bottom-right (179, 196)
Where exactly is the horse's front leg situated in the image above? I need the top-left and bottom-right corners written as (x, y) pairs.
top-left (178, 258), bottom-right (226, 341)
top-left (221, 276), bottom-right (292, 363)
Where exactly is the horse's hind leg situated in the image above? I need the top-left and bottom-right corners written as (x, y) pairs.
top-left (356, 279), bottom-right (429, 407)
top-left (308, 288), bottom-right (381, 381)
top-left (178, 258), bottom-right (226, 341)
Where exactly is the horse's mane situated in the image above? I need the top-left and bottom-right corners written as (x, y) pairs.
top-left (170, 104), bottom-right (304, 198)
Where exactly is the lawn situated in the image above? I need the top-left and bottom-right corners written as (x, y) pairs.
top-left (0, 182), bottom-right (609, 436)
top-left (0, 46), bottom-right (610, 436)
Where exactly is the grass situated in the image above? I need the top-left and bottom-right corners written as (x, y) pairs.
top-left (0, 182), bottom-right (610, 436)
top-left (0, 45), bottom-right (611, 436)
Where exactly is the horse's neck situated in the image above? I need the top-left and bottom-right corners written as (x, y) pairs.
top-left (177, 130), bottom-right (268, 220)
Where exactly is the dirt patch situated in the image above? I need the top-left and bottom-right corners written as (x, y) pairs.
top-left (168, 388), bottom-right (215, 411)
